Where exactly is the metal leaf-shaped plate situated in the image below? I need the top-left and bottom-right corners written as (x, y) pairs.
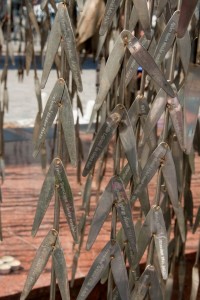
top-left (53, 158), bottom-right (78, 243)
top-left (90, 30), bottom-right (132, 124)
top-left (99, 0), bottom-right (121, 35)
top-left (32, 162), bottom-right (55, 236)
top-left (136, 208), bottom-right (153, 264)
top-left (119, 110), bottom-right (139, 183)
top-left (167, 95), bottom-right (184, 152)
top-left (119, 163), bottom-right (132, 188)
top-left (111, 242), bottom-right (131, 300)
top-left (71, 250), bottom-right (80, 288)
top-left (153, 11), bottom-right (179, 66)
top-left (52, 238), bottom-right (70, 300)
top-left (77, 241), bottom-right (113, 300)
top-left (148, 264), bottom-right (163, 300)
top-left (142, 89), bottom-right (167, 142)
top-left (60, 83), bottom-right (77, 167)
top-left (125, 35), bottom-right (149, 87)
top-left (153, 206), bottom-right (168, 280)
top-left (112, 176), bottom-right (137, 255)
top-left (83, 104), bottom-right (125, 177)
top-left (20, 229), bottom-right (58, 300)
top-left (33, 78), bottom-right (65, 158)
top-left (86, 178), bottom-right (113, 250)
top-left (162, 148), bottom-right (185, 242)
top-left (131, 142), bottom-right (168, 203)
top-left (58, 3), bottom-right (82, 92)
top-left (41, 12), bottom-right (61, 89)
top-left (131, 266), bottom-right (150, 299)
top-left (127, 35), bottom-right (175, 97)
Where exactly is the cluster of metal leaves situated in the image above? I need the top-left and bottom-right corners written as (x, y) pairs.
top-left (74, 0), bottom-right (200, 300)
top-left (1, 0), bottom-right (198, 299)
top-left (20, 1), bottom-right (84, 299)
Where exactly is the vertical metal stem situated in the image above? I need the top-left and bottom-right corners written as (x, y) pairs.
top-left (50, 40), bottom-right (66, 300)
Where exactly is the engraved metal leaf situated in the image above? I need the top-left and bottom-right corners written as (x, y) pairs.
top-left (83, 104), bottom-right (125, 177)
top-left (77, 241), bottom-right (112, 300)
top-left (131, 142), bottom-right (168, 203)
top-left (167, 95), bottom-right (184, 152)
top-left (32, 161), bottom-right (55, 237)
top-left (171, 136), bottom-right (183, 194)
top-left (112, 176), bottom-right (137, 255)
top-left (82, 172), bottom-right (93, 214)
top-left (153, 206), bottom-right (168, 280)
top-left (153, 11), bottom-right (180, 66)
top-left (125, 35), bottom-right (149, 88)
top-left (127, 35), bottom-right (175, 97)
top-left (136, 208), bottom-right (153, 264)
top-left (119, 110), bottom-right (140, 183)
top-left (89, 30), bottom-right (132, 126)
top-left (119, 163), bottom-right (132, 188)
top-left (110, 242), bottom-right (131, 300)
top-left (58, 3), bottom-right (82, 92)
top-left (131, 266), bottom-right (150, 299)
top-left (60, 83), bottom-right (77, 167)
top-left (162, 148), bottom-right (186, 242)
top-left (33, 78), bottom-right (65, 158)
top-left (20, 229), bottom-right (58, 300)
top-left (52, 238), bottom-right (70, 300)
top-left (99, 0), bottom-right (121, 36)
top-left (86, 178), bottom-right (113, 250)
top-left (41, 12), bottom-right (61, 89)
top-left (148, 265), bottom-right (163, 300)
top-left (53, 158), bottom-right (78, 243)
top-left (142, 89), bottom-right (167, 143)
